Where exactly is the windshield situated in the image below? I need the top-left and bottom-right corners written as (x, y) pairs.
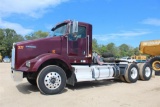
top-left (51, 24), bottom-right (67, 37)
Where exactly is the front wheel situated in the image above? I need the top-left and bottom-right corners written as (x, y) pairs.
top-left (124, 63), bottom-right (139, 83)
top-left (37, 65), bottom-right (66, 95)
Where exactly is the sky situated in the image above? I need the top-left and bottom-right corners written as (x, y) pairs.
top-left (0, 0), bottom-right (160, 47)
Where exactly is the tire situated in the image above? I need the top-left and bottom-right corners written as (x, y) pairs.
top-left (37, 65), bottom-right (67, 95)
top-left (103, 57), bottom-right (115, 62)
top-left (102, 52), bottom-right (114, 58)
top-left (124, 63), bottom-right (139, 83)
top-left (137, 63), bottom-right (152, 81)
top-left (149, 56), bottom-right (160, 72)
top-left (137, 63), bottom-right (142, 80)
top-left (27, 77), bottom-right (37, 86)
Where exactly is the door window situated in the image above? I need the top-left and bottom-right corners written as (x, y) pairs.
top-left (68, 26), bottom-right (86, 41)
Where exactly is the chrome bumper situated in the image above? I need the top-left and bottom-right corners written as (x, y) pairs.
top-left (11, 69), bottom-right (23, 82)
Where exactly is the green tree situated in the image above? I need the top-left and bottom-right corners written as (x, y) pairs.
top-left (0, 29), bottom-right (5, 51)
top-left (106, 43), bottom-right (118, 56)
top-left (99, 45), bottom-right (106, 54)
top-left (119, 44), bottom-right (130, 57)
top-left (0, 28), bottom-right (24, 57)
top-left (25, 30), bottom-right (48, 40)
top-left (118, 44), bottom-right (137, 57)
top-left (92, 38), bottom-right (99, 53)
top-left (92, 39), bottom-right (141, 58)
top-left (127, 46), bottom-right (134, 57)
top-left (133, 47), bottom-right (140, 55)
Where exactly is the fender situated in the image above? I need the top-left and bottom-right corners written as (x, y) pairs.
top-left (29, 53), bottom-right (72, 72)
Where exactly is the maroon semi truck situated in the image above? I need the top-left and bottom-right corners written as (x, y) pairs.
top-left (11, 20), bottom-right (152, 95)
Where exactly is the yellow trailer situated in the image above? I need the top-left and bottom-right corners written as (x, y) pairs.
top-left (139, 40), bottom-right (160, 71)
top-left (131, 55), bottom-right (147, 60)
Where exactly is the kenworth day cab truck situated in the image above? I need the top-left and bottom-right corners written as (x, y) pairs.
top-left (11, 20), bottom-right (152, 95)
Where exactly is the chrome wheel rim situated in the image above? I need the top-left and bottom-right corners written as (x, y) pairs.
top-left (130, 67), bottom-right (138, 79)
top-left (145, 67), bottom-right (151, 77)
top-left (44, 72), bottom-right (61, 90)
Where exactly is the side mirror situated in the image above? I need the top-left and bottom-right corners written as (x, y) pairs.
top-left (67, 22), bottom-right (71, 34)
top-left (72, 21), bottom-right (78, 33)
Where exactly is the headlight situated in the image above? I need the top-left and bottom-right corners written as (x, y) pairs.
top-left (26, 61), bottom-right (30, 67)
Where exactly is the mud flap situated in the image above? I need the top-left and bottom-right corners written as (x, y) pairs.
top-left (66, 71), bottom-right (77, 86)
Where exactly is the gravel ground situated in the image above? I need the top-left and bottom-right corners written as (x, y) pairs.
top-left (0, 63), bottom-right (160, 107)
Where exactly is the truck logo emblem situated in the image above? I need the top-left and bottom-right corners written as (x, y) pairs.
top-left (18, 46), bottom-right (24, 49)
top-left (52, 50), bottom-right (56, 54)
top-left (26, 46), bottom-right (37, 49)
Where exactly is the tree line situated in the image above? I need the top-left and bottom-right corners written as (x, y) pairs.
top-left (0, 28), bottom-right (48, 57)
top-left (92, 38), bottom-right (140, 58)
top-left (0, 28), bottom-right (140, 58)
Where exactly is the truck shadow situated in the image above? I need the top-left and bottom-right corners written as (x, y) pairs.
top-left (16, 79), bottom-right (123, 94)
top-left (16, 82), bottom-right (68, 95)
top-left (67, 79), bottom-right (122, 91)
top-left (16, 83), bottom-right (39, 94)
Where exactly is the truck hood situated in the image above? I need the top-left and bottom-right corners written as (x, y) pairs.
top-left (14, 36), bottom-right (62, 69)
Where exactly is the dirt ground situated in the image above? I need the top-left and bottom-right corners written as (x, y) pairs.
top-left (0, 63), bottom-right (160, 107)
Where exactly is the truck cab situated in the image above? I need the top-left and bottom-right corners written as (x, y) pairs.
top-left (12, 20), bottom-right (92, 72)
top-left (11, 20), bottom-right (152, 95)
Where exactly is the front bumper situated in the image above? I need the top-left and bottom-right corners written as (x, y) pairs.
top-left (11, 69), bottom-right (23, 82)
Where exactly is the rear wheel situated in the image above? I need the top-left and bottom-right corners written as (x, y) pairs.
top-left (150, 56), bottom-right (160, 72)
top-left (138, 63), bottom-right (152, 81)
top-left (124, 63), bottom-right (139, 83)
top-left (37, 65), bottom-right (66, 95)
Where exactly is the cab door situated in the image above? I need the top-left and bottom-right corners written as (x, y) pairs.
top-left (67, 25), bottom-right (88, 63)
